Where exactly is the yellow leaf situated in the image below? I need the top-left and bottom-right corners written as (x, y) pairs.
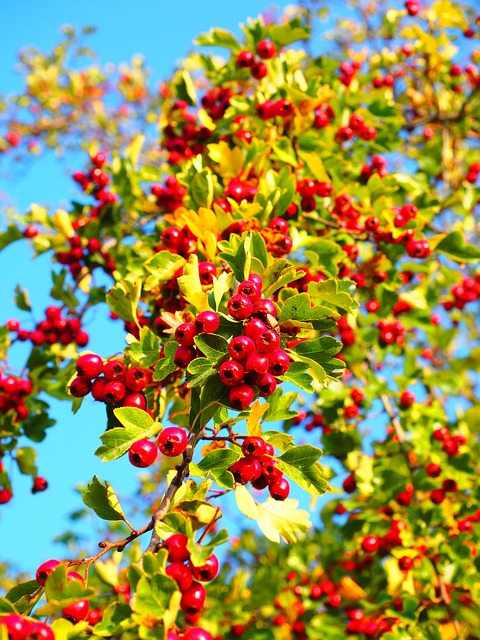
top-left (208, 141), bottom-right (244, 179)
top-left (428, 0), bottom-right (468, 29)
top-left (256, 498), bottom-right (311, 544)
top-left (53, 209), bottom-right (75, 238)
top-left (29, 203), bottom-right (48, 225)
top-left (78, 272), bottom-right (92, 294)
top-left (235, 485), bottom-right (258, 520)
top-left (440, 622), bottom-right (464, 640)
top-left (337, 576), bottom-right (367, 600)
top-left (177, 254), bottom-right (210, 312)
top-left (297, 150), bottom-right (330, 182)
top-left (246, 400), bottom-right (270, 437)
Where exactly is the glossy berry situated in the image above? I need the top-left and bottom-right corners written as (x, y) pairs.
top-left (180, 581), bottom-right (206, 614)
top-left (400, 390), bottom-right (415, 407)
top-left (32, 476), bottom-right (48, 494)
top-left (361, 535), bottom-right (379, 553)
top-left (256, 329), bottom-right (280, 353)
top-left (237, 279), bottom-right (262, 303)
top-left (174, 345), bottom-right (197, 368)
top-left (103, 380), bottom-right (127, 404)
top-left (194, 310), bottom-right (220, 334)
top-left (228, 294), bottom-right (253, 320)
top-left (164, 533), bottom-right (190, 562)
top-left (398, 556), bottom-right (414, 571)
top-left (63, 599), bottom-right (90, 623)
top-left (190, 553), bottom-right (219, 582)
top-left (236, 50), bottom-right (254, 68)
top-left (26, 622), bottom-right (55, 640)
top-left (124, 367), bottom-right (150, 392)
top-left (242, 436), bottom-right (267, 459)
top-left (229, 458), bottom-right (262, 484)
top-left (166, 561), bottom-right (193, 592)
top-left (0, 488), bottom-right (13, 504)
top-left (219, 360), bottom-right (245, 386)
top-left (158, 427), bottom-right (188, 457)
top-left (0, 614), bottom-right (31, 639)
top-left (269, 477), bottom-right (290, 500)
top-left (76, 353), bottom-right (104, 379)
top-left (128, 439), bottom-right (158, 468)
top-left (257, 40), bottom-right (276, 59)
top-left (251, 61), bottom-right (268, 79)
top-left (228, 335), bottom-right (256, 361)
top-left (69, 375), bottom-right (92, 398)
top-left (182, 627), bottom-right (213, 640)
top-left (36, 559), bottom-right (60, 586)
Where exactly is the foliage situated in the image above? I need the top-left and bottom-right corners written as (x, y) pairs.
top-left (1, 1), bottom-right (480, 639)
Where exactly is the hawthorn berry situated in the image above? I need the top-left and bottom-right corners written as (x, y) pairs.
top-left (180, 581), bottom-right (206, 614)
top-left (158, 427), bottom-right (188, 457)
top-left (76, 353), bottom-right (104, 379)
top-left (36, 559), bottom-right (60, 586)
top-left (166, 562), bottom-right (194, 591)
top-left (361, 535), bottom-right (379, 553)
top-left (63, 599), bottom-right (90, 623)
top-left (257, 40), bottom-right (276, 59)
top-left (128, 439), bottom-right (158, 468)
top-left (164, 533), bottom-right (190, 562)
top-left (190, 553), bottom-right (219, 582)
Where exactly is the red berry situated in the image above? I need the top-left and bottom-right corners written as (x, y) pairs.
top-left (194, 311), bottom-right (220, 334)
top-left (229, 458), bottom-right (262, 484)
top-left (166, 562), bottom-right (193, 591)
top-left (174, 345), bottom-right (197, 368)
top-left (190, 554), bottom-right (219, 582)
top-left (128, 439), bottom-right (158, 468)
top-left (124, 367), bottom-right (150, 392)
top-left (229, 383), bottom-right (255, 410)
top-left (398, 556), bottom-right (413, 571)
top-left (251, 61), bottom-right (268, 80)
top-left (36, 559), bottom-right (60, 586)
top-left (180, 581), bottom-right (206, 614)
top-left (158, 427), bottom-right (188, 457)
top-left (175, 323), bottom-right (197, 347)
top-left (76, 353), bottom-right (104, 379)
top-left (228, 294), bottom-right (253, 320)
top-left (236, 50), bottom-right (254, 68)
top-left (242, 436), bottom-right (267, 459)
top-left (361, 535), bottom-right (379, 553)
top-left (269, 477), bottom-right (290, 500)
top-left (103, 381), bottom-right (127, 404)
top-left (164, 533), bottom-right (190, 562)
top-left (219, 360), bottom-right (245, 386)
top-left (32, 477), bottom-right (48, 494)
top-left (69, 375), bottom-right (92, 398)
top-left (426, 462), bottom-right (441, 477)
top-left (63, 599), bottom-right (90, 623)
top-left (228, 335), bottom-right (256, 361)
top-left (257, 40), bottom-right (276, 59)
top-left (104, 359), bottom-right (126, 381)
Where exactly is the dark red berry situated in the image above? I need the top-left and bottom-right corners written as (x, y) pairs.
top-left (76, 353), bottom-right (104, 379)
top-left (158, 427), bottom-right (188, 457)
top-left (128, 439), bottom-right (158, 468)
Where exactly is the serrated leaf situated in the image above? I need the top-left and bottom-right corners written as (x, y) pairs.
top-left (95, 408), bottom-right (159, 462)
top-left (144, 251), bottom-right (185, 291)
top-left (256, 498), bottom-right (311, 543)
top-left (5, 580), bottom-right (39, 605)
top-left (235, 484), bottom-right (258, 520)
top-left (126, 326), bottom-right (160, 368)
top-left (278, 444), bottom-right (322, 468)
top-left (132, 574), bottom-right (177, 618)
top-left (177, 254), bottom-right (210, 312)
top-left (187, 357), bottom-right (217, 388)
top-left (153, 341), bottom-right (178, 382)
top-left (263, 390), bottom-right (299, 422)
top-left (191, 170), bottom-right (214, 209)
top-left (188, 528), bottom-right (229, 567)
top-left (194, 333), bottom-right (228, 359)
top-left (106, 279), bottom-right (142, 327)
top-left (0, 224), bottom-right (23, 251)
top-left (195, 28), bottom-right (240, 51)
top-left (308, 278), bottom-right (359, 313)
top-left (15, 447), bottom-right (37, 476)
top-left (13, 285), bottom-right (31, 311)
top-left (198, 449), bottom-right (240, 472)
top-left (279, 361), bottom-right (314, 393)
top-left (433, 230), bottom-right (480, 262)
top-left (246, 400), bottom-right (270, 436)
top-left (262, 260), bottom-right (304, 298)
top-left (82, 476), bottom-right (127, 522)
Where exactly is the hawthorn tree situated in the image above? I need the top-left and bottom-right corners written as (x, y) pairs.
top-left (1, 1), bottom-right (480, 638)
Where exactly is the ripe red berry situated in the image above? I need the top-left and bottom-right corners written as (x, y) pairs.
top-left (182, 627), bottom-right (213, 640)
top-left (175, 323), bottom-right (197, 347)
top-left (242, 436), bottom-right (267, 459)
top-left (103, 360), bottom-right (126, 381)
top-left (400, 390), bottom-right (415, 408)
top-left (0, 614), bottom-right (31, 639)
top-left (103, 381), bottom-right (127, 404)
top-left (69, 375), bottom-right (92, 398)
top-left (236, 50), bottom-right (254, 68)
top-left (174, 345), bottom-right (197, 368)
top-left (128, 439), bottom-right (158, 468)
top-left (190, 554), bottom-right (219, 582)
top-left (158, 427), bottom-right (188, 457)
top-left (32, 477), bottom-right (48, 494)
top-left (124, 367), bottom-right (150, 392)
top-left (180, 581), bottom-right (206, 614)
top-left (36, 559), bottom-right (60, 586)
top-left (361, 535), bottom-right (379, 553)
top-left (164, 533), bottom-right (190, 562)
top-left (398, 556), bottom-right (414, 571)
top-left (76, 353), bottom-right (104, 379)
top-left (166, 562), bottom-right (193, 592)
top-left (257, 40), bottom-right (276, 59)
top-left (269, 477), bottom-right (290, 500)
top-left (430, 488), bottom-right (446, 504)
top-left (194, 311), bottom-right (220, 334)
top-left (251, 61), bottom-right (268, 79)
top-left (122, 392), bottom-right (147, 410)
top-left (229, 457), bottom-right (262, 484)
top-left (63, 599), bottom-right (90, 623)
top-left (228, 335), bottom-right (256, 361)
top-left (426, 462), bottom-right (442, 477)
top-left (228, 294), bottom-right (253, 320)
top-left (0, 488), bottom-right (13, 504)
top-left (219, 360), bottom-right (245, 386)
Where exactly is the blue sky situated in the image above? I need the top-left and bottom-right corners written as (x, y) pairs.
top-left (0, 0), bottom-right (307, 576)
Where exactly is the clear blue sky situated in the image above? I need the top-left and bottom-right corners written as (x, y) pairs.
top-left (1, 0), bottom-right (309, 576)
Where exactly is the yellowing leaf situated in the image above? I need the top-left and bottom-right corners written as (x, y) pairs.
top-left (208, 141), bottom-right (244, 179)
top-left (297, 150), bottom-right (330, 182)
top-left (235, 485), bottom-right (258, 520)
top-left (173, 207), bottom-right (220, 263)
top-left (177, 254), bottom-right (210, 312)
top-left (440, 622), bottom-right (465, 640)
top-left (246, 400), bottom-right (270, 437)
top-left (256, 498), bottom-right (311, 544)
top-left (53, 209), bottom-right (74, 238)
top-left (384, 556), bottom-right (415, 595)
top-left (428, 0), bottom-right (468, 29)
top-left (337, 576), bottom-right (367, 600)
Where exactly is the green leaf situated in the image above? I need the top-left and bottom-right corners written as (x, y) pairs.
top-left (174, 70), bottom-right (197, 106)
top-left (194, 333), bottom-right (228, 359)
top-left (144, 251), bottom-right (185, 291)
top-left (82, 476), bottom-right (127, 522)
top-left (192, 374), bottom-right (231, 431)
top-left (188, 529), bottom-right (229, 567)
top-left (262, 260), bottom-right (304, 298)
top-left (0, 224), bottom-right (23, 251)
top-left (153, 341), bottom-right (178, 382)
top-left (191, 170), bottom-right (214, 209)
top-left (126, 326), bottom-right (160, 368)
top-left (187, 357), bottom-right (217, 388)
top-left (308, 278), bottom-right (359, 313)
top-left (297, 149), bottom-right (330, 182)
top-left (256, 498), bottom-right (312, 543)
top-left (195, 28), bottom-right (240, 51)
top-left (198, 449), bottom-right (240, 472)
top-left (95, 408), bottom-right (159, 462)
top-left (13, 285), bottom-right (31, 312)
top-left (279, 361), bottom-right (314, 393)
top-left (132, 574), bottom-right (177, 618)
top-left (290, 336), bottom-right (344, 385)
top-left (51, 270), bottom-right (79, 308)
top-left (263, 389), bottom-right (299, 422)
top-left (5, 580), bottom-right (39, 605)
top-left (434, 230), bottom-right (480, 262)
top-left (278, 444), bottom-right (323, 468)
top-left (106, 279), bottom-right (142, 326)
top-left (15, 447), bottom-right (37, 476)
top-left (268, 22), bottom-right (311, 46)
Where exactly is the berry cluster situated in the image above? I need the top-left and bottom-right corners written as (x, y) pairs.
top-left (256, 98), bottom-right (294, 120)
top-left (259, 217), bottom-right (292, 257)
top-left (152, 176), bottom-right (187, 213)
top-left (377, 319), bottom-right (406, 347)
top-left (163, 533), bottom-right (219, 634)
top-left (338, 59), bottom-right (362, 87)
top-left (466, 162), bottom-right (480, 183)
top-left (35, 559), bottom-right (90, 625)
top-left (69, 354), bottom-right (151, 409)
top-left (312, 104), bottom-right (335, 129)
top-left (443, 275), bottom-right (480, 310)
top-left (161, 100), bottom-right (212, 164)
top-left (236, 40), bottom-right (276, 80)
top-left (128, 427), bottom-right (188, 468)
top-left (72, 152), bottom-right (117, 209)
top-left (359, 154), bottom-right (388, 182)
top-left (335, 113), bottom-right (377, 144)
top-left (295, 178), bottom-right (333, 214)
top-left (158, 225), bottom-right (198, 258)
top-left (201, 87), bottom-right (233, 121)
top-left (432, 425), bottom-right (466, 458)
top-left (0, 614), bottom-right (54, 640)
top-left (229, 436), bottom-right (290, 501)
top-left (56, 233), bottom-right (116, 278)
top-left (7, 306), bottom-right (89, 348)
top-left (0, 371), bottom-right (33, 423)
